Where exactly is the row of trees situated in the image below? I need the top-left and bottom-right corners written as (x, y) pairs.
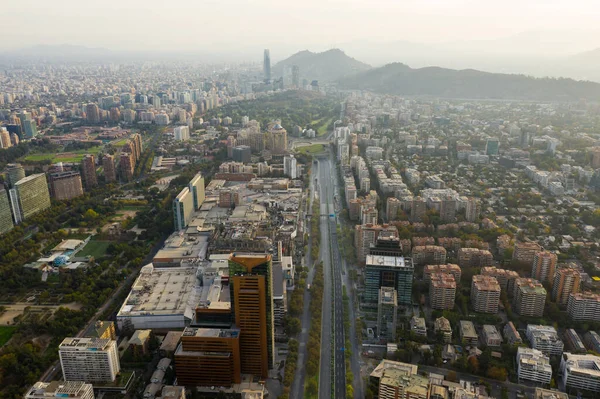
top-left (304, 261), bottom-right (324, 398)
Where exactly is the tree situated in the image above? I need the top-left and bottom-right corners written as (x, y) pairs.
top-left (447, 370), bottom-right (458, 382)
top-left (468, 356), bottom-right (479, 374)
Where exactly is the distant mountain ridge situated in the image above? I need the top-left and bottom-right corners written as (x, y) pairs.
top-left (272, 49), bottom-right (371, 82)
top-left (337, 62), bottom-right (600, 101)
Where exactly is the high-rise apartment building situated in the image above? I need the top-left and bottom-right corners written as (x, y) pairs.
top-left (364, 255), bottom-right (414, 305)
top-left (102, 154), bottom-right (116, 183)
top-left (174, 327), bottom-right (241, 387)
top-left (228, 254), bottom-right (274, 378)
top-left (59, 338), bottom-right (120, 383)
top-left (119, 153), bottom-right (134, 182)
top-left (481, 266), bottom-right (519, 294)
top-left (423, 264), bottom-right (462, 283)
top-left (354, 224), bottom-right (398, 264)
top-left (465, 197), bottom-right (479, 222)
top-left (14, 173), bottom-right (51, 220)
top-left (471, 275), bottom-right (500, 314)
top-left (457, 248), bottom-right (493, 268)
top-left (268, 124), bottom-right (287, 154)
top-left (377, 287), bottom-right (398, 341)
top-left (24, 381), bottom-right (94, 399)
top-left (526, 325), bottom-right (564, 356)
top-left (49, 171), bottom-right (84, 200)
top-left (0, 127), bottom-right (11, 149)
top-left (553, 266), bottom-right (581, 307)
top-left (263, 49), bottom-right (271, 83)
top-left (85, 103), bottom-right (100, 123)
top-left (531, 251), bottom-right (557, 284)
top-left (173, 187), bottom-right (193, 231)
top-left (283, 155), bottom-right (297, 179)
top-left (174, 126), bottom-right (190, 141)
top-left (429, 273), bottom-right (456, 310)
top-left (81, 154), bottom-right (97, 190)
top-left (22, 119), bottom-right (38, 138)
top-left (513, 241), bottom-right (542, 264)
top-left (568, 292), bottom-right (600, 322)
top-left (513, 278), bottom-right (546, 318)
top-left (0, 188), bottom-right (14, 234)
top-left (412, 245), bottom-right (447, 266)
top-left (411, 196), bottom-right (426, 222)
top-left (439, 196), bottom-right (456, 222)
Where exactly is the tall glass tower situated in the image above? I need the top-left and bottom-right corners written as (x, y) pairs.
top-left (263, 49), bottom-right (271, 84)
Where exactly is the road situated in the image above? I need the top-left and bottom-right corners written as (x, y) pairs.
top-left (317, 157), bottom-right (346, 399)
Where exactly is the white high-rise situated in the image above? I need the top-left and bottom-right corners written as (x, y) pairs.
top-left (283, 155), bottom-right (298, 179)
top-left (59, 338), bottom-right (120, 383)
top-left (174, 126), bottom-right (190, 141)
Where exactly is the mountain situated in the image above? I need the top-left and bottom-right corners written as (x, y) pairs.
top-left (272, 49), bottom-right (371, 82)
top-left (337, 62), bottom-right (600, 101)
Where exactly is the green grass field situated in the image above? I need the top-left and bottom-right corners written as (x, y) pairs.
top-left (0, 326), bottom-right (16, 347)
top-left (77, 240), bottom-right (111, 258)
top-left (113, 139), bottom-right (128, 146)
top-left (296, 144), bottom-right (326, 155)
top-left (23, 146), bottom-right (103, 163)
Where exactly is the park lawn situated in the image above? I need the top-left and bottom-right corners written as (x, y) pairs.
top-left (0, 326), bottom-right (16, 347)
top-left (77, 240), bottom-right (111, 258)
top-left (113, 139), bottom-right (128, 146)
top-left (22, 146), bottom-right (102, 163)
top-left (296, 144), bottom-right (326, 155)
top-left (316, 117), bottom-right (335, 136)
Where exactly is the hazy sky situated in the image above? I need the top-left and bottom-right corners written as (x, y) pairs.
top-left (3, 0), bottom-right (600, 57)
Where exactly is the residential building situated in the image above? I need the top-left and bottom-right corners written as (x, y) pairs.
top-left (174, 327), bottom-right (241, 387)
top-left (434, 317), bottom-right (452, 343)
top-left (471, 275), bottom-right (500, 314)
top-left (584, 331), bottom-right (600, 353)
top-left (513, 278), bottom-right (546, 318)
top-left (86, 103), bottom-right (100, 123)
top-left (378, 370), bottom-right (429, 399)
top-left (513, 241), bottom-right (542, 263)
top-left (0, 188), bottom-right (14, 234)
top-left (102, 154), bottom-right (116, 183)
top-left (532, 251), bottom-right (558, 284)
top-left (552, 266), bottom-right (581, 307)
top-left (504, 322), bottom-right (523, 345)
top-left (481, 267), bottom-right (519, 294)
top-left (526, 325), bottom-right (564, 356)
top-left (59, 338), bottom-right (120, 383)
top-left (459, 320), bottom-right (478, 346)
top-left (457, 248), bottom-right (493, 268)
top-left (354, 224), bottom-right (399, 264)
top-left (429, 273), bottom-right (456, 310)
top-left (517, 347), bottom-right (552, 385)
top-left (411, 196), bottom-right (426, 222)
top-left (364, 254), bottom-right (414, 305)
top-left (377, 287), bottom-right (398, 341)
top-left (81, 154), bottom-right (97, 189)
top-left (0, 127), bottom-right (11, 148)
top-left (283, 155), bottom-right (298, 179)
top-left (410, 316), bottom-right (427, 337)
top-left (465, 197), bottom-right (479, 222)
top-left (439, 196), bottom-right (456, 222)
top-left (119, 152), bottom-right (134, 181)
top-left (567, 292), bottom-right (600, 322)
top-left (174, 126), bottom-right (190, 141)
top-left (87, 321), bottom-right (116, 340)
top-left (49, 171), bottom-right (84, 200)
top-left (267, 124), bottom-right (287, 154)
top-left (14, 173), bottom-right (51, 220)
top-left (564, 329), bottom-right (586, 353)
top-left (173, 187), bottom-right (193, 231)
top-left (412, 245), bottom-right (447, 266)
top-left (423, 264), bottom-right (461, 283)
top-left (24, 381), bottom-right (94, 399)
top-left (560, 353), bottom-right (600, 392)
top-left (386, 197), bottom-right (401, 221)
top-left (228, 254), bottom-right (274, 378)
top-left (5, 163), bottom-right (25, 187)
top-left (22, 119), bottom-right (38, 138)
top-left (482, 325), bottom-right (503, 347)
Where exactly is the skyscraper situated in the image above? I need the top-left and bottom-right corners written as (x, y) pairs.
top-left (119, 153), bottom-right (134, 182)
top-left (81, 154), bottom-right (98, 190)
top-left (263, 49), bottom-right (271, 84)
top-left (531, 251), bottom-right (557, 284)
top-left (14, 173), bottom-right (51, 220)
top-left (364, 254), bottom-right (414, 305)
top-left (465, 197), bottom-right (479, 222)
top-left (268, 123), bottom-right (287, 154)
top-left (59, 338), bottom-right (120, 383)
top-left (228, 253), bottom-right (274, 379)
top-left (22, 120), bottom-right (38, 138)
top-left (85, 104), bottom-right (100, 124)
top-left (188, 173), bottom-right (205, 210)
top-left (49, 171), bottom-right (84, 200)
top-left (552, 266), bottom-right (581, 307)
top-left (5, 163), bottom-right (25, 187)
top-left (0, 127), bottom-right (12, 149)
top-left (0, 188), bottom-right (14, 234)
top-left (173, 187), bottom-right (193, 231)
top-left (103, 154), bottom-right (117, 183)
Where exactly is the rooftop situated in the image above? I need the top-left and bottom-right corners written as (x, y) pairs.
top-left (562, 353), bottom-right (600, 377)
top-left (370, 359), bottom-right (417, 380)
top-left (25, 381), bottom-right (91, 398)
top-left (59, 337), bottom-right (112, 350)
top-left (181, 327), bottom-right (240, 339)
top-left (460, 320), bottom-right (478, 338)
top-left (365, 254), bottom-right (412, 269)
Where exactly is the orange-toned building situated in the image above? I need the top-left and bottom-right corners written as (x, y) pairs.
top-left (174, 327), bottom-right (241, 387)
top-left (228, 253), bottom-right (274, 379)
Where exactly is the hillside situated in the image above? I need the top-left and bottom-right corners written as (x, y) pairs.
top-left (272, 49), bottom-right (371, 82)
top-left (337, 62), bottom-right (600, 101)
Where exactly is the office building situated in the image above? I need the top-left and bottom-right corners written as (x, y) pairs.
top-left (513, 241), bottom-right (542, 264)
top-left (174, 126), bottom-right (190, 141)
top-left (423, 264), bottom-right (461, 283)
top-left (0, 188), bottom-right (14, 234)
top-left (22, 119), bottom-right (38, 138)
top-left (173, 187), bottom-right (193, 231)
top-left (232, 145), bottom-right (251, 163)
top-left (429, 273), bottom-right (456, 310)
top-left (228, 254), bottom-right (274, 378)
top-left (174, 327), bottom-right (241, 387)
top-left (526, 325), bottom-right (564, 356)
top-left (481, 266), bottom-right (519, 294)
top-left (49, 171), bottom-right (84, 200)
top-left (517, 347), bottom-right (552, 385)
top-left (465, 197), bottom-right (479, 222)
top-left (434, 317), bottom-right (452, 343)
top-left (534, 389), bottom-right (568, 399)
top-left (482, 325), bottom-right (503, 347)
top-left (560, 353), bottom-right (600, 392)
top-left (188, 173), bottom-right (205, 210)
top-left (283, 155), bottom-right (298, 179)
top-left (412, 245), bottom-right (446, 266)
top-left (377, 287), bottom-right (398, 341)
top-left (103, 154), bottom-right (116, 183)
top-left (24, 381), bottom-right (94, 399)
top-left (86, 103), bottom-right (100, 123)
top-left (504, 322), bottom-right (523, 345)
top-left (471, 275), bottom-right (500, 314)
top-left (459, 320), bottom-right (478, 345)
top-left (263, 49), bottom-right (271, 83)
top-left (119, 152), bottom-right (134, 181)
top-left (378, 370), bottom-right (429, 399)
top-left (8, 188), bottom-right (22, 224)
top-left (81, 154), bottom-right (97, 190)
top-left (364, 254), bottom-right (414, 305)
top-left (5, 163), bottom-right (25, 187)
top-left (567, 292), bottom-right (600, 322)
top-left (14, 173), bottom-right (51, 220)
top-left (59, 338), bottom-right (120, 383)
top-left (532, 251), bottom-right (557, 284)
top-left (552, 266), bottom-right (581, 307)
top-left (564, 329), bottom-right (586, 353)
top-left (513, 278), bottom-right (546, 318)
